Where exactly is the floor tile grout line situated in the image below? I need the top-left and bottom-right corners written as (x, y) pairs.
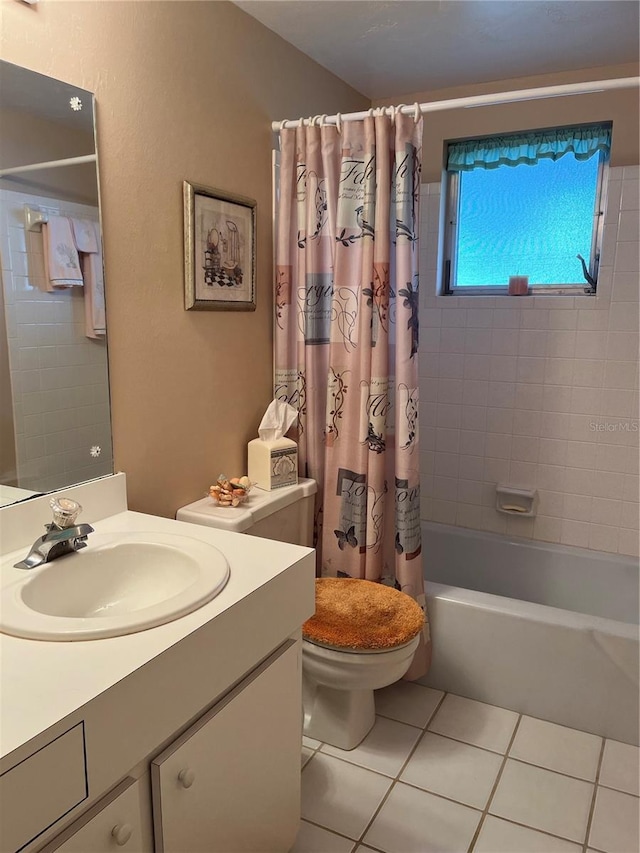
top-left (502, 754), bottom-right (603, 784)
top-left (375, 710), bottom-right (434, 730)
top-left (295, 817), bottom-right (361, 846)
top-left (354, 778), bottom-right (400, 852)
top-left (299, 740), bottom-right (426, 847)
top-left (467, 713), bottom-right (523, 852)
top-left (408, 724), bottom-right (608, 784)
top-left (374, 775), bottom-right (596, 848)
top-left (582, 737), bottom-right (607, 853)
top-left (472, 813), bottom-right (596, 848)
top-left (316, 716), bottom-right (600, 831)
top-left (317, 707), bottom-right (443, 778)
top-left (346, 708), bottom-right (523, 762)
top-left (350, 690), bottom-right (449, 849)
top-left (374, 775), bottom-right (485, 812)
top-left (424, 725), bottom-right (528, 757)
top-left (304, 746), bottom-right (409, 781)
top-left (300, 741), bottom-right (323, 773)
top-left (300, 740), bottom-right (608, 849)
top-left (597, 780), bottom-right (640, 798)
top-left (299, 693), bottom-right (625, 851)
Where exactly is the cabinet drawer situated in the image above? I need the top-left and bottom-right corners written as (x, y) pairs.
top-left (152, 640), bottom-right (301, 853)
top-left (40, 777), bottom-right (152, 853)
top-left (0, 723), bottom-right (87, 853)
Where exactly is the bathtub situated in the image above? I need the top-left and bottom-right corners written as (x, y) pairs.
top-left (419, 522), bottom-right (640, 745)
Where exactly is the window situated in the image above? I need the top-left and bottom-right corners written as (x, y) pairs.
top-left (442, 123), bottom-right (611, 295)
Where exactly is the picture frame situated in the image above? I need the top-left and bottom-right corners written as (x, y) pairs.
top-left (183, 181), bottom-right (256, 311)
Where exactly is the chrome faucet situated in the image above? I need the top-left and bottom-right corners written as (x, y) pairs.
top-left (14, 497), bottom-right (94, 570)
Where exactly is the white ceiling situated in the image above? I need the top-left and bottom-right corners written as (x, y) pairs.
top-left (234, 0), bottom-right (640, 100)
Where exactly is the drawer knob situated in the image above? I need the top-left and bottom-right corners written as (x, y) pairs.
top-left (178, 768), bottom-right (195, 788)
top-left (111, 823), bottom-right (133, 846)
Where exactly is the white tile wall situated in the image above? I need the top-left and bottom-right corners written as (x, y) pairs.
top-left (0, 189), bottom-right (112, 492)
top-left (418, 166), bottom-right (639, 557)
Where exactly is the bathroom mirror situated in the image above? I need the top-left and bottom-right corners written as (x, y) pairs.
top-left (0, 61), bottom-right (113, 506)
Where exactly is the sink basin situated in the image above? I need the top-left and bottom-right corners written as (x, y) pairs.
top-left (0, 532), bottom-right (230, 641)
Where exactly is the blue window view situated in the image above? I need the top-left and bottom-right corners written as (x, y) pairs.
top-left (456, 155), bottom-right (599, 286)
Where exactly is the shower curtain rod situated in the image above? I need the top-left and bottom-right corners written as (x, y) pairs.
top-left (271, 76), bottom-right (639, 131)
top-left (0, 154), bottom-right (96, 178)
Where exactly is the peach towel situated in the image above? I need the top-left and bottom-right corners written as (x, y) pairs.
top-left (70, 217), bottom-right (99, 254)
top-left (77, 221), bottom-right (106, 338)
top-left (41, 216), bottom-right (83, 290)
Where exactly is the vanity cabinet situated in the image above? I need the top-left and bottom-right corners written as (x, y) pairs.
top-left (3, 639), bottom-right (302, 853)
top-left (0, 489), bottom-right (315, 853)
top-left (40, 778), bottom-right (152, 853)
top-left (152, 641), bottom-right (300, 852)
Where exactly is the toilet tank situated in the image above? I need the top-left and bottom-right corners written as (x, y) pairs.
top-left (176, 478), bottom-right (316, 547)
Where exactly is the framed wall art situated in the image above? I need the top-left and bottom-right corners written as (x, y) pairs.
top-left (184, 181), bottom-right (256, 311)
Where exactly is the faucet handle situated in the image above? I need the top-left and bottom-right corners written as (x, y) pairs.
top-left (49, 496), bottom-right (83, 529)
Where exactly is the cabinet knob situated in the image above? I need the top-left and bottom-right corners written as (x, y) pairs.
top-left (111, 823), bottom-right (133, 846)
top-left (178, 768), bottom-right (195, 788)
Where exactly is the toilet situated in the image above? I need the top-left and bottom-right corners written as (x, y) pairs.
top-left (177, 479), bottom-right (423, 750)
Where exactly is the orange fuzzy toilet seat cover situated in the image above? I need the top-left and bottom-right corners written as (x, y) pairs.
top-left (303, 578), bottom-right (424, 650)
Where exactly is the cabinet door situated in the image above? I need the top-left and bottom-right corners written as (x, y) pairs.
top-left (40, 777), bottom-right (152, 853)
top-left (152, 640), bottom-right (301, 853)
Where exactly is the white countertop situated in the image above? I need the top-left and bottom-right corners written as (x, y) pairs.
top-left (0, 507), bottom-right (313, 761)
top-left (0, 485), bottom-right (40, 508)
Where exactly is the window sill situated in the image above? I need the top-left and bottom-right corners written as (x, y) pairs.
top-left (444, 287), bottom-right (594, 297)
top-left (430, 290), bottom-right (612, 311)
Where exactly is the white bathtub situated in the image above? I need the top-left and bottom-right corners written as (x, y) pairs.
top-left (419, 522), bottom-right (640, 745)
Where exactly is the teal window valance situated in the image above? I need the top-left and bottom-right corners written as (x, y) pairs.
top-left (447, 125), bottom-right (611, 172)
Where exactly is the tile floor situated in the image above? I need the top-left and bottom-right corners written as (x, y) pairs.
top-left (291, 683), bottom-right (640, 853)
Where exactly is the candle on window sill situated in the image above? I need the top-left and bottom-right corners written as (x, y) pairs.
top-left (508, 275), bottom-right (529, 296)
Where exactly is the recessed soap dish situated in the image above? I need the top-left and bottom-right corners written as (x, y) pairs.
top-left (496, 484), bottom-right (538, 517)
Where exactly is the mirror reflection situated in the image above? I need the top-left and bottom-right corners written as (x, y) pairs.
top-left (0, 61), bottom-right (113, 507)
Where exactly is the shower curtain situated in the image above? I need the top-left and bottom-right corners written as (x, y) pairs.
top-left (275, 111), bottom-right (430, 678)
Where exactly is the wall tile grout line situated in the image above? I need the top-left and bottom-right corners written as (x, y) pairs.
top-left (417, 169), bottom-right (640, 558)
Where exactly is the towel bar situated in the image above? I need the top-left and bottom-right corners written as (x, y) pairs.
top-left (24, 205), bottom-right (48, 232)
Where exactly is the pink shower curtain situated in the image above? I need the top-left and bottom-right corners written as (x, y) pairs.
top-left (275, 112), bottom-right (430, 678)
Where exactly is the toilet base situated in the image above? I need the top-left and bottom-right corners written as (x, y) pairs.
top-left (303, 675), bottom-right (375, 750)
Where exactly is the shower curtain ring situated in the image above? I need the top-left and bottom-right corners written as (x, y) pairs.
top-left (319, 114), bottom-right (328, 127)
top-left (279, 119), bottom-right (288, 133)
top-left (413, 102), bottom-right (421, 123)
top-left (391, 104), bottom-right (405, 125)
top-left (335, 113), bottom-right (342, 133)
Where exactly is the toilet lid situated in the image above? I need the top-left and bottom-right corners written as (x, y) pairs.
top-left (303, 578), bottom-right (424, 651)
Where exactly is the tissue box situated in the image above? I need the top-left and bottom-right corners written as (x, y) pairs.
top-left (247, 437), bottom-right (298, 490)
